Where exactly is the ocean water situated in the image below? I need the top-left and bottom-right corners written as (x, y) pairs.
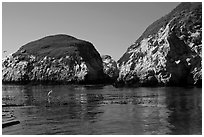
top-left (2, 84), bottom-right (202, 135)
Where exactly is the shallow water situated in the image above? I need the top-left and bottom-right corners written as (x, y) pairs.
top-left (2, 84), bottom-right (202, 135)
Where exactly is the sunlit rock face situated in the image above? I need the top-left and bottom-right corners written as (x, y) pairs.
top-left (2, 34), bottom-right (107, 84)
top-left (117, 2), bottom-right (202, 87)
top-left (102, 55), bottom-right (119, 82)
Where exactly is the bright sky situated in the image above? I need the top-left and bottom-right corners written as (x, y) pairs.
top-left (2, 2), bottom-right (179, 60)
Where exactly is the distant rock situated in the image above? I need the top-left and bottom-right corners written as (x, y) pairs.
top-left (2, 34), bottom-right (107, 84)
top-left (101, 55), bottom-right (119, 82)
top-left (117, 2), bottom-right (202, 87)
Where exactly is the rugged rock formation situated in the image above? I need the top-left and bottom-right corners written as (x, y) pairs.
top-left (102, 55), bottom-right (119, 82)
top-left (2, 34), bottom-right (107, 84)
top-left (117, 2), bottom-right (202, 87)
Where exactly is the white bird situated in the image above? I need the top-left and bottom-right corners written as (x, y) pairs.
top-left (48, 90), bottom-right (53, 97)
top-left (47, 90), bottom-right (53, 103)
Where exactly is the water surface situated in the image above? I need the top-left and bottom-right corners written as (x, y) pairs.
top-left (2, 85), bottom-right (202, 135)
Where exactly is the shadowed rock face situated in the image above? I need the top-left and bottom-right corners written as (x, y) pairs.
top-left (117, 2), bottom-right (202, 87)
top-left (102, 55), bottom-right (119, 82)
top-left (2, 34), bottom-right (107, 84)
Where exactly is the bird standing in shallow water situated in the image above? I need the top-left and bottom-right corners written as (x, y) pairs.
top-left (47, 90), bottom-right (53, 103)
top-left (48, 90), bottom-right (53, 97)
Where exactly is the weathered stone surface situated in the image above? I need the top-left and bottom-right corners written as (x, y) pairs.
top-left (2, 34), bottom-right (107, 84)
top-left (117, 2), bottom-right (202, 87)
top-left (101, 55), bottom-right (119, 82)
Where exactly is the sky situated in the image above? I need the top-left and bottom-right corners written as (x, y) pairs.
top-left (2, 2), bottom-right (180, 60)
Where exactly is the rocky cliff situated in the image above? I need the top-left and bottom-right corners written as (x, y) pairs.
top-left (2, 34), bottom-right (107, 84)
top-left (101, 55), bottom-right (119, 82)
top-left (117, 2), bottom-right (202, 87)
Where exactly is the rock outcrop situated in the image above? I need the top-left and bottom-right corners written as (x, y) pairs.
top-left (102, 55), bottom-right (119, 82)
top-left (117, 2), bottom-right (202, 87)
top-left (2, 34), bottom-right (107, 84)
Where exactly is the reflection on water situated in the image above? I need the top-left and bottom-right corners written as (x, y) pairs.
top-left (2, 85), bottom-right (202, 135)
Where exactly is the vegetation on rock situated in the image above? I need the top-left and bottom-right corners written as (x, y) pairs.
top-left (117, 2), bottom-right (202, 87)
top-left (3, 34), bottom-right (107, 84)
